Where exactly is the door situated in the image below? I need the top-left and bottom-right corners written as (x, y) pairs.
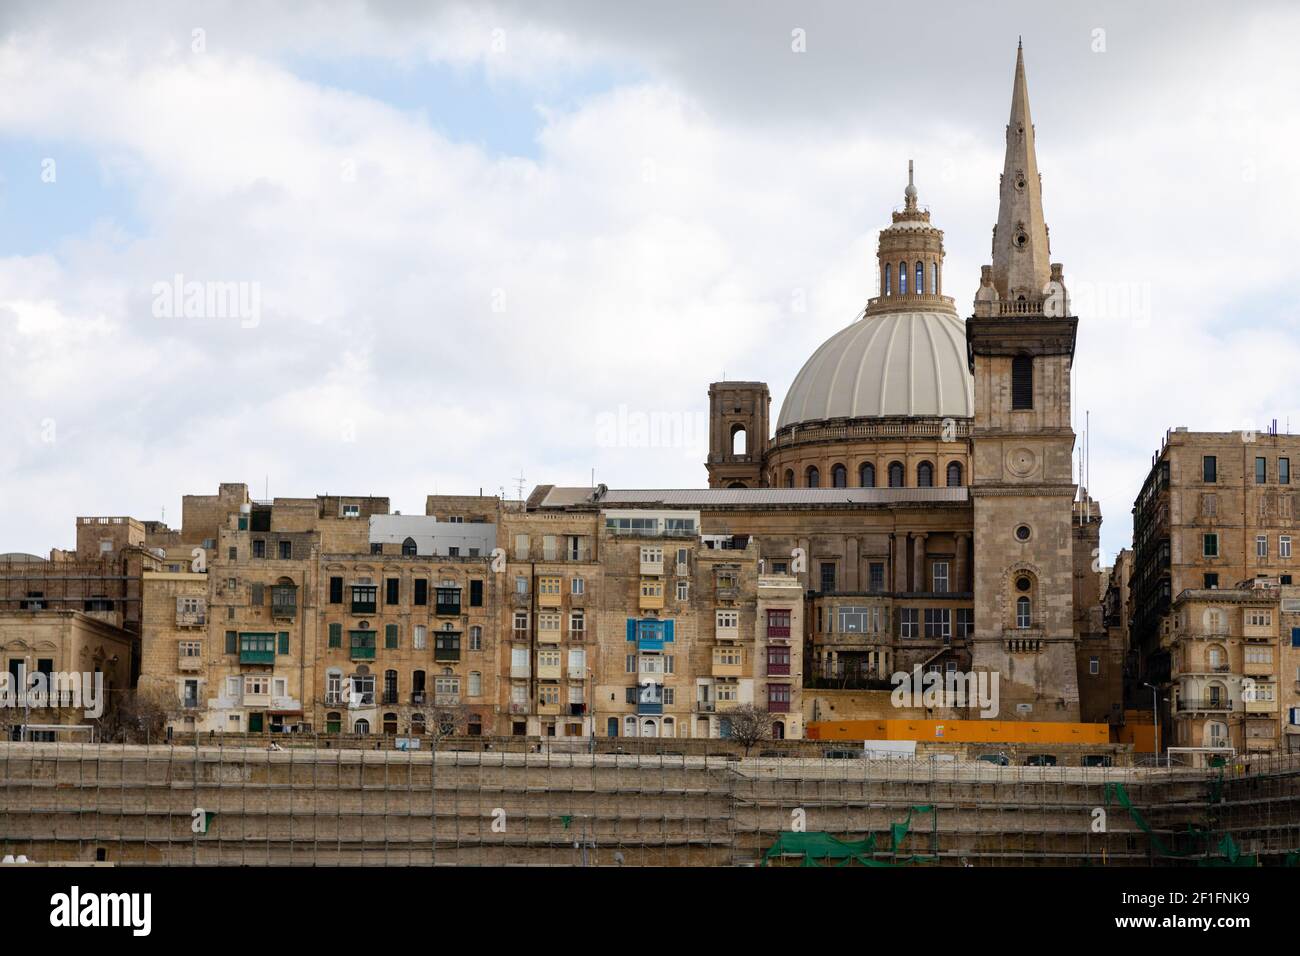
top-left (248, 713), bottom-right (264, 733)
top-left (607, 717), bottom-right (618, 737)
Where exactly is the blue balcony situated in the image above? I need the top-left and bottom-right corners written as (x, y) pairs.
top-left (627, 618), bottom-right (675, 654)
top-left (638, 635), bottom-right (664, 653)
top-left (637, 701), bottom-right (664, 716)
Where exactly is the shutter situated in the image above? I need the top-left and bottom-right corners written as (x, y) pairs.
top-left (225, 631), bottom-right (237, 654)
top-left (328, 623), bottom-right (341, 648)
top-left (251, 583), bottom-right (263, 605)
top-left (1292, 628), bottom-right (1300, 648)
top-left (386, 624), bottom-right (398, 648)
top-left (663, 619), bottom-right (675, 643)
top-left (626, 618), bottom-right (636, 641)
top-left (278, 632), bottom-right (289, 655)
top-left (1011, 355), bottom-right (1033, 409)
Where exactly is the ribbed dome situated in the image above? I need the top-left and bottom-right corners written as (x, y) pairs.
top-left (776, 310), bottom-right (974, 429)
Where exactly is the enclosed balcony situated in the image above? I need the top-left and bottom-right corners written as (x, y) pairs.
top-left (350, 586), bottom-right (377, 615)
top-left (639, 579), bottom-right (664, 611)
top-left (239, 633), bottom-right (275, 665)
top-left (178, 653), bottom-right (203, 672)
top-left (349, 632), bottom-right (376, 661)
top-left (537, 659), bottom-right (562, 680)
top-left (270, 585), bottom-right (298, 620)
top-left (712, 648), bottom-right (743, 678)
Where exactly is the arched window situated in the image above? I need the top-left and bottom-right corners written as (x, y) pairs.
top-left (783, 469), bottom-right (794, 488)
top-left (831, 464), bottom-right (847, 488)
top-left (383, 712), bottom-right (398, 734)
top-left (806, 466), bottom-right (820, 488)
top-left (888, 461), bottom-right (904, 487)
top-left (859, 462), bottom-right (875, 487)
top-left (1012, 354), bottom-right (1033, 409)
top-left (916, 260), bottom-right (924, 294)
top-left (1016, 596), bottom-right (1032, 629)
top-left (411, 713), bottom-right (426, 734)
top-left (354, 718), bottom-right (370, 735)
top-left (401, 536), bottom-right (417, 556)
top-left (917, 462), bottom-right (934, 487)
top-left (932, 261), bottom-right (939, 295)
top-left (728, 481), bottom-right (747, 489)
top-left (772, 720), bottom-right (785, 740)
top-left (898, 262), bottom-right (907, 295)
top-left (946, 462), bottom-right (963, 487)
top-left (884, 265), bottom-right (892, 296)
top-left (326, 711), bottom-right (342, 734)
top-left (470, 625), bottom-right (482, 650)
top-left (731, 424), bottom-right (747, 455)
top-left (623, 715), bottom-right (637, 737)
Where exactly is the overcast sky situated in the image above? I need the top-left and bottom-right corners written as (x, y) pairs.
top-left (2, 0), bottom-right (1298, 564)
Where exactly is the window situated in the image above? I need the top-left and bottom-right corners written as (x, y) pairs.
top-left (917, 462), bottom-right (933, 487)
top-left (915, 260), bottom-right (924, 294)
top-left (370, 543), bottom-right (382, 555)
top-left (1203, 456), bottom-right (1217, 483)
top-left (1203, 573), bottom-right (1219, 589)
top-left (946, 462), bottom-right (962, 487)
top-left (831, 463), bottom-right (847, 488)
top-left (933, 261), bottom-right (939, 295)
top-left (869, 563), bottom-right (885, 592)
top-left (1257, 535), bottom-right (1268, 559)
top-left (784, 469), bottom-right (794, 488)
top-left (956, 608), bottom-right (974, 638)
top-left (329, 577), bottom-right (343, 604)
top-left (225, 630), bottom-right (237, 654)
top-left (328, 623), bottom-right (342, 648)
top-left (1011, 355), bottom-right (1033, 410)
top-left (436, 587), bottom-right (461, 615)
top-left (252, 539), bottom-right (265, 558)
top-left (1203, 533), bottom-right (1219, 558)
top-left (278, 631), bottom-right (289, 655)
top-left (1016, 596), bottom-right (1032, 629)
top-left (228, 546), bottom-right (237, 561)
top-left (400, 536), bottom-right (417, 556)
top-left (469, 580), bottom-right (483, 606)
top-left (888, 461), bottom-right (904, 487)
top-left (884, 265), bottom-right (891, 295)
top-left (468, 672), bottom-right (482, 697)
top-left (924, 608), bottom-right (951, 640)
top-left (626, 654), bottom-right (636, 674)
top-left (859, 462), bottom-right (875, 487)
top-left (470, 625), bottom-right (482, 651)
top-left (385, 624), bottom-right (399, 649)
top-left (1282, 536), bottom-right (1292, 559)
top-left (767, 608), bottom-right (791, 636)
top-left (513, 612), bottom-right (529, 635)
top-left (1282, 458), bottom-right (1291, 485)
top-left (570, 612), bottom-right (584, 638)
top-left (932, 561), bottom-right (949, 593)
top-left (898, 261), bottom-right (907, 295)
top-left (342, 504), bottom-right (360, 518)
top-left (900, 608), bottom-right (919, 639)
top-left (572, 577), bottom-right (585, 595)
top-left (412, 579), bottom-right (428, 606)
top-left (279, 540), bottom-right (292, 560)
top-left (838, 606), bottom-right (877, 633)
top-left (676, 580), bottom-right (689, 601)
top-left (1256, 456), bottom-right (1267, 484)
top-left (514, 576), bottom-right (528, 595)
top-left (806, 466), bottom-right (820, 488)
top-left (435, 630), bottom-right (461, 661)
top-left (820, 562), bottom-right (836, 594)
top-left (385, 578), bottom-right (400, 605)
top-left (1089, 657), bottom-right (1100, 675)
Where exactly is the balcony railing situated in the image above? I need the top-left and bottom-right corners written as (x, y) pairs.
top-left (350, 644), bottom-right (376, 660)
top-left (240, 648), bottom-right (274, 665)
top-left (435, 694), bottom-right (460, 706)
top-left (508, 702), bottom-right (529, 715)
top-left (766, 625), bottom-right (791, 638)
top-left (1176, 698), bottom-right (1234, 712)
top-left (351, 600), bottom-right (376, 615)
top-left (766, 662), bottom-right (791, 676)
top-left (696, 701), bottom-right (716, 713)
top-left (412, 692), bottom-right (426, 705)
top-left (767, 699), bottom-right (791, 713)
top-left (176, 610), bottom-right (206, 628)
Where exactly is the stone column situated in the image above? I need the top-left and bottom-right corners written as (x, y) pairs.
top-left (893, 533), bottom-right (908, 592)
top-left (912, 533), bottom-right (928, 592)
top-left (954, 532), bottom-right (969, 592)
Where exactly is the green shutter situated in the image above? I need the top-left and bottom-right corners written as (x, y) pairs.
top-left (328, 623), bottom-right (341, 648)
top-left (278, 632), bottom-right (289, 655)
top-left (385, 624), bottom-right (399, 648)
top-left (225, 631), bottom-right (237, 654)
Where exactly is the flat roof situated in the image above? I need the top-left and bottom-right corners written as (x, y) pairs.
top-left (535, 486), bottom-right (969, 509)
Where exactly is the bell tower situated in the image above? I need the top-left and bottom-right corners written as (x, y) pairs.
top-left (706, 381), bottom-right (770, 488)
top-left (966, 42), bottom-right (1081, 721)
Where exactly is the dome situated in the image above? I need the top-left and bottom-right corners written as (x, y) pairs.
top-left (776, 310), bottom-right (974, 429)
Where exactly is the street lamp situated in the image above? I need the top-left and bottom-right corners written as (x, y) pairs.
top-left (1143, 682), bottom-right (1160, 760)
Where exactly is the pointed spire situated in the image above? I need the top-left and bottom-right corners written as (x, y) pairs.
top-left (990, 40), bottom-right (1051, 301)
top-left (903, 159), bottom-right (918, 209)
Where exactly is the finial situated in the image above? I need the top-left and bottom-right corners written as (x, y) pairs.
top-left (1018, 35), bottom-right (1022, 49)
top-left (904, 159), bottom-right (918, 207)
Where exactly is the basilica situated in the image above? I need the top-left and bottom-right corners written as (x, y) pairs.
top-left (675, 42), bottom-right (1103, 723)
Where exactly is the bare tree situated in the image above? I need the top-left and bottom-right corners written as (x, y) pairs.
top-left (96, 689), bottom-right (180, 744)
top-left (426, 703), bottom-right (473, 751)
top-left (725, 705), bottom-right (772, 756)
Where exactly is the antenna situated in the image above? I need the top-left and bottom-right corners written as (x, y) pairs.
top-left (513, 470), bottom-right (526, 501)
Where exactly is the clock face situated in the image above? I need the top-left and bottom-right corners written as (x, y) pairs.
top-left (1007, 447), bottom-right (1037, 478)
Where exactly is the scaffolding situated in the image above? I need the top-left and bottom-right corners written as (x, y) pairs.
top-left (2, 740), bottom-right (1298, 866)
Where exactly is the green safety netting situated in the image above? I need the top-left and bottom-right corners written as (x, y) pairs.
top-left (1104, 781), bottom-right (1257, 867)
top-left (763, 806), bottom-right (938, 867)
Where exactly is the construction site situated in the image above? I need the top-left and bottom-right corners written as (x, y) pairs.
top-left (2, 739), bottom-right (1298, 867)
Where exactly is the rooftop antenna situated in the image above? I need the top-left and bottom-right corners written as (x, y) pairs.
top-left (513, 470), bottom-right (526, 501)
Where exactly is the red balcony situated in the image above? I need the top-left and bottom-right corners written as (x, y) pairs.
top-left (766, 698), bottom-right (791, 713)
top-left (766, 625), bottom-right (791, 638)
top-left (766, 662), bottom-right (791, 676)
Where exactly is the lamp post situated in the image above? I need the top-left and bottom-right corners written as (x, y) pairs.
top-left (1143, 682), bottom-right (1160, 760)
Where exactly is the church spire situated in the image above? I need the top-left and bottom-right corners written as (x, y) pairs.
top-left (989, 41), bottom-right (1051, 302)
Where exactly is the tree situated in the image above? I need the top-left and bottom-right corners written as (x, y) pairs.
top-left (725, 704), bottom-right (772, 756)
top-left (426, 702), bottom-right (473, 751)
top-left (95, 689), bottom-right (180, 744)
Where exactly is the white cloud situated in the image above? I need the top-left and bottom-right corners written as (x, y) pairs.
top-left (1, 0), bottom-right (1299, 567)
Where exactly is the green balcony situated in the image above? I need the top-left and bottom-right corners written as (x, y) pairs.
top-left (349, 632), bottom-right (376, 660)
top-left (239, 632), bottom-right (275, 665)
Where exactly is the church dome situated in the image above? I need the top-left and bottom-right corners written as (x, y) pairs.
top-left (775, 309), bottom-right (974, 429)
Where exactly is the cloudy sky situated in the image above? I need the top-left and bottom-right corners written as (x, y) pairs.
top-left (2, 0), bottom-right (1298, 563)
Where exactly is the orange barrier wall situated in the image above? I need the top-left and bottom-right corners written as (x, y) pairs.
top-left (806, 718), bottom-right (1110, 745)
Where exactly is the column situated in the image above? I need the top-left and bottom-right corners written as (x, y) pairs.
top-left (954, 532), bottom-right (969, 592)
top-left (912, 532), bottom-right (928, 593)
